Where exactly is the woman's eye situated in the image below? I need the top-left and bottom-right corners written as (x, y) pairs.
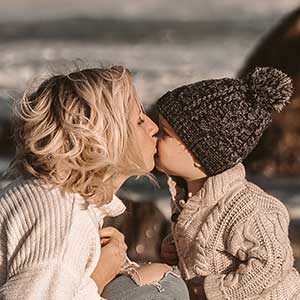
top-left (138, 116), bottom-right (145, 125)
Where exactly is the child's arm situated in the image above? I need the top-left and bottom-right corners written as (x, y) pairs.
top-left (204, 209), bottom-right (294, 299)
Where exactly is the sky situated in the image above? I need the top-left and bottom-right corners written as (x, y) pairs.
top-left (0, 0), bottom-right (299, 22)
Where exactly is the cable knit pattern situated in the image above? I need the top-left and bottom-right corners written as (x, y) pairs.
top-left (169, 164), bottom-right (300, 300)
top-left (0, 177), bottom-right (126, 300)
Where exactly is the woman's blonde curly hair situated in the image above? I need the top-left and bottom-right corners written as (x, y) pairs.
top-left (9, 66), bottom-right (148, 206)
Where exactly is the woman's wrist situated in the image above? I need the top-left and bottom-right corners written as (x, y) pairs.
top-left (91, 270), bottom-right (115, 294)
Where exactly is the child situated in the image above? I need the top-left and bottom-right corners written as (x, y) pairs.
top-left (156, 67), bottom-right (300, 299)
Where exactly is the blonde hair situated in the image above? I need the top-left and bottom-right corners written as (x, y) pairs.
top-left (9, 66), bottom-right (148, 206)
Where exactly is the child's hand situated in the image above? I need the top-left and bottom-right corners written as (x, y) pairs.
top-left (160, 233), bottom-right (179, 266)
top-left (91, 227), bottom-right (127, 294)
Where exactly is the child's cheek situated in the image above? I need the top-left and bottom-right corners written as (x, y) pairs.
top-left (156, 140), bottom-right (166, 156)
top-left (158, 137), bottom-right (177, 158)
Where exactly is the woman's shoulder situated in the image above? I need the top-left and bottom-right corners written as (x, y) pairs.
top-left (0, 177), bottom-right (101, 281)
top-left (1, 176), bottom-right (70, 208)
top-left (0, 175), bottom-right (98, 246)
top-left (0, 176), bottom-right (88, 226)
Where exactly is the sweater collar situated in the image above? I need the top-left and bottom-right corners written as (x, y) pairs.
top-left (73, 193), bottom-right (126, 218)
top-left (94, 194), bottom-right (126, 218)
top-left (78, 193), bottom-right (126, 228)
top-left (168, 163), bottom-right (246, 209)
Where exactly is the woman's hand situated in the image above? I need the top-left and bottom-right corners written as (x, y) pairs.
top-left (160, 233), bottom-right (179, 266)
top-left (91, 227), bottom-right (127, 294)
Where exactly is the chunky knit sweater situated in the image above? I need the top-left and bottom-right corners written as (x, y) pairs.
top-left (168, 163), bottom-right (300, 300)
top-left (0, 177), bottom-right (127, 300)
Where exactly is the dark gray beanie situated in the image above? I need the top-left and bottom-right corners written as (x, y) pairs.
top-left (157, 67), bottom-right (293, 176)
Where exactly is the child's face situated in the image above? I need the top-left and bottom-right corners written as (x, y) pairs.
top-left (155, 114), bottom-right (206, 180)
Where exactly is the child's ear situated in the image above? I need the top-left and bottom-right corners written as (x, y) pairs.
top-left (194, 161), bottom-right (201, 168)
top-left (180, 142), bottom-right (187, 149)
top-left (193, 159), bottom-right (207, 175)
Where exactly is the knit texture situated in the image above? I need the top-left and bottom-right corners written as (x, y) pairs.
top-left (0, 177), bottom-right (126, 300)
top-left (157, 67), bottom-right (293, 176)
top-left (168, 164), bottom-right (300, 299)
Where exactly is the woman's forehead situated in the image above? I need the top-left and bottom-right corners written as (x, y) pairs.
top-left (130, 97), bottom-right (144, 118)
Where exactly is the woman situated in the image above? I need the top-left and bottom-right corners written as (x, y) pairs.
top-left (0, 66), bottom-right (189, 299)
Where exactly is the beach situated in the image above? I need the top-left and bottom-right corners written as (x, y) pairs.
top-left (0, 2), bottom-right (299, 270)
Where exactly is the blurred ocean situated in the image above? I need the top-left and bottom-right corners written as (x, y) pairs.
top-left (0, 14), bottom-right (299, 221)
top-left (0, 17), bottom-right (274, 116)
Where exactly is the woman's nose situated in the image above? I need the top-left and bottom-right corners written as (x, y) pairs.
top-left (147, 115), bottom-right (159, 136)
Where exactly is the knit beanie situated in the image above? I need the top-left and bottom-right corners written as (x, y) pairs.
top-left (156, 67), bottom-right (293, 176)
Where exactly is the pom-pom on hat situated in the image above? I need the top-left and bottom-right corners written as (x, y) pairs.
top-left (157, 67), bottom-right (293, 176)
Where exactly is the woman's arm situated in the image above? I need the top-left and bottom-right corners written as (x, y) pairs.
top-left (91, 227), bottom-right (128, 294)
top-left (0, 261), bottom-right (102, 300)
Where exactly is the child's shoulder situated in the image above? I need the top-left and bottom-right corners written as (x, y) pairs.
top-left (221, 180), bottom-right (291, 239)
top-left (228, 179), bottom-right (290, 220)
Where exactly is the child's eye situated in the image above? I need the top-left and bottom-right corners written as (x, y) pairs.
top-left (160, 128), bottom-right (169, 137)
top-left (138, 116), bottom-right (145, 125)
top-left (163, 128), bottom-right (170, 136)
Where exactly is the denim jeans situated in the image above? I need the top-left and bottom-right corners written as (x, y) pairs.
top-left (102, 267), bottom-right (190, 300)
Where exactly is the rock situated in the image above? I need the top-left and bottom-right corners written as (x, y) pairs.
top-left (295, 258), bottom-right (300, 272)
top-left (0, 119), bottom-right (14, 157)
top-left (290, 219), bottom-right (300, 258)
top-left (238, 7), bottom-right (300, 177)
top-left (103, 195), bottom-right (170, 263)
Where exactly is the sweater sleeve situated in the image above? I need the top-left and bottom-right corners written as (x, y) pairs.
top-left (74, 276), bottom-right (103, 300)
top-left (0, 179), bottom-right (103, 300)
top-left (204, 208), bottom-right (294, 300)
top-left (0, 262), bottom-right (102, 300)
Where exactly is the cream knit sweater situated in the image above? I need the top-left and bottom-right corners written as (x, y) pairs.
top-left (0, 177), bottom-right (126, 300)
top-left (168, 164), bottom-right (300, 300)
